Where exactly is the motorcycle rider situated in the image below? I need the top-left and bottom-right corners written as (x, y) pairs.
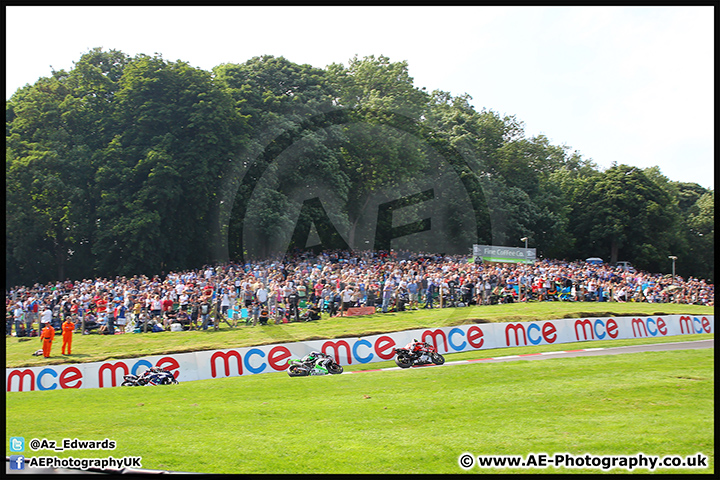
top-left (303, 351), bottom-right (331, 375)
top-left (406, 339), bottom-right (431, 364)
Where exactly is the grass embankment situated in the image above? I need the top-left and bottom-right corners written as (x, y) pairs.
top-left (5, 348), bottom-right (714, 473)
top-left (6, 301), bottom-right (713, 368)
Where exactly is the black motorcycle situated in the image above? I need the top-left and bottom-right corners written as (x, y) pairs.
top-left (394, 343), bottom-right (445, 368)
top-left (121, 367), bottom-right (178, 386)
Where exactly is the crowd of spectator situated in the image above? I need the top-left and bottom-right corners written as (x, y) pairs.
top-left (5, 249), bottom-right (714, 337)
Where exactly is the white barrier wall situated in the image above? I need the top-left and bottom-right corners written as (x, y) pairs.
top-left (6, 315), bottom-right (714, 392)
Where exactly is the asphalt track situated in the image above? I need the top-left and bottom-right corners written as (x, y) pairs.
top-left (6, 339), bottom-right (713, 475)
top-left (342, 339), bottom-right (714, 373)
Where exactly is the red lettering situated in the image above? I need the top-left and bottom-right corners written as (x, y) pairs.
top-left (156, 357), bottom-right (181, 379)
top-left (542, 322), bottom-right (557, 343)
top-left (374, 335), bottom-right (396, 360)
top-left (679, 316), bottom-right (693, 334)
top-left (210, 350), bottom-right (243, 378)
top-left (631, 318), bottom-right (648, 337)
top-left (656, 317), bottom-right (667, 335)
top-left (467, 326), bottom-right (484, 349)
top-left (59, 367), bottom-right (82, 389)
top-left (322, 340), bottom-right (352, 365)
top-left (98, 362), bottom-right (129, 388)
top-left (7, 369), bottom-right (35, 392)
top-left (505, 323), bottom-right (527, 346)
top-left (268, 346), bottom-right (292, 371)
top-left (574, 319), bottom-right (593, 341)
top-left (422, 329), bottom-right (448, 352)
top-left (606, 318), bottom-right (619, 338)
top-left (702, 317), bottom-right (711, 333)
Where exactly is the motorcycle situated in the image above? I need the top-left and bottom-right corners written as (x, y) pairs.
top-left (121, 367), bottom-right (179, 386)
top-left (287, 352), bottom-right (344, 377)
top-left (394, 342), bottom-right (445, 368)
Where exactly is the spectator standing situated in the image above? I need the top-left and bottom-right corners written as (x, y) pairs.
top-left (326, 287), bottom-right (339, 317)
top-left (242, 285), bottom-right (254, 309)
top-left (297, 281), bottom-right (307, 306)
top-left (341, 285), bottom-right (354, 315)
top-left (407, 280), bottom-right (419, 310)
top-left (424, 276), bottom-right (434, 309)
top-left (255, 284), bottom-right (268, 307)
top-left (40, 303), bottom-right (53, 328)
top-left (483, 277), bottom-right (492, 305)
top-left (6, 306), bottom-right (13, 336)
top-left (150, 294), bottom-right (162, 319)
top-left (161, 295), bottom-right (174, 317)
top-left (199, 296), bottom-right (211, 330)
top-left (287, 288), bottom-right (300, 322)
top-left (26, 295), bottom-right (39, 332)
top-left (115, 301), bottom-right (127, 333)
top-left (382, 281), bottom-right (394, 313)
top-left (351, 286), bottom-right (362, 308)
top-left (220, 289), bottom-right (231, 318)
top-left (13, 303), bottom-right (24, 336)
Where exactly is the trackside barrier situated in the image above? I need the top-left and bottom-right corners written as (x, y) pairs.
top-left (6, 315), bottom-right (713, 392)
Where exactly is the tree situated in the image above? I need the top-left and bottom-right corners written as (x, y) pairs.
top-left (326, 56), bottom-right (437, 249)
top-left (6, 50), bottom-right (713, 285)
top-left (213, 56), bottom-right (349, 260)
top-left (92, 53), bottom-right (247, 276)
top-left (6, 71), bottom-right (95, 284)
top-left (569, 164), bottom-right (677, 270)
top-left (685, 191), bottom-right (714, 281)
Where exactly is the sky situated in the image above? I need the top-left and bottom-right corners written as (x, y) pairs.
top-left (6, 6), bottom-right (714, 189)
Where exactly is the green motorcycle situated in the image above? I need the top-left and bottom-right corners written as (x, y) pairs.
top-left (287, 351), bottom-right (344, 377)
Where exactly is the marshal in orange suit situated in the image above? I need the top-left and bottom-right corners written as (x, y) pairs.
top-left (62, 318), bottom-right (75, 355)
top-left (40, 323), bottom-right (55, 358)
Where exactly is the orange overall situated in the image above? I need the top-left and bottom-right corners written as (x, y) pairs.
top-left (40, 324), bottom-right (55, 358)
top-left (62, 319), bottom-right (75, 355)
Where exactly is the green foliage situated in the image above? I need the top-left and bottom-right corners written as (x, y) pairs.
top-left (568, 165), bottom-right (684, 271)
top-left (5, 50), bottom-right (714, 285)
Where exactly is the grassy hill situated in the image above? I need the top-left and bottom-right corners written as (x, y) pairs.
top-left (6, 301), bottom-right (713, 368)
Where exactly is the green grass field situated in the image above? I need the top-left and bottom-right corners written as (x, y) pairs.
top-left (6, 301), bottom-right (714, 473)
top-left (5, 345), bottom-right (713, 474)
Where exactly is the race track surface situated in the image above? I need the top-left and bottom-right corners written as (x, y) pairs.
top-left (342, 339), bottom-right (714, 373)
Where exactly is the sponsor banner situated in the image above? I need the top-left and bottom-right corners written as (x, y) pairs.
top-left (473, 244), bottom-right (536, 264)
top-left (344, 306), bottom-right (377, 317)
top-left (7, 315), bottom-right (713, 392)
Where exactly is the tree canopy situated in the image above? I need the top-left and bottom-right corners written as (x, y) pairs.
top-left (6, 49), bottom-right (714, 286)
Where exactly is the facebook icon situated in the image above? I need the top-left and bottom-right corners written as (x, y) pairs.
top-left (10, 455), bottom-right (25, 470)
